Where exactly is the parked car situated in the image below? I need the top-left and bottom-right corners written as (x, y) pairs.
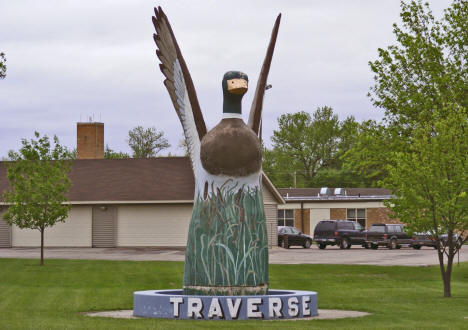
top-left (313, 220), bottom-right (366, 249)
top-left (411, 231), bottom-right (464, 250)
top-left (439, 233), bottom-right (464, 249)
top-left (410, 232), bottom-right (436, 249)
top-left (365, 223), bottom-right (411, 249)
top-left (278, 226), bottom-right (312, 249)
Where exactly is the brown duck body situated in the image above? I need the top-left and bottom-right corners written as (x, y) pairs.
top-left (200, 118), bottom-right (261, 177)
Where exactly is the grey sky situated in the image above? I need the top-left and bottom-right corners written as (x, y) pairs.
top-left (0, 0), bottom-right (452, 157)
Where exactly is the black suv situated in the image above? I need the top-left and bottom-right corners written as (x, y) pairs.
top-left (313, 220), bottom-right (366, 249)
top-left (365, 223), bottom-right (411, 249)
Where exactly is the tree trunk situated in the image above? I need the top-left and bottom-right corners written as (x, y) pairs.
top-left (40, 227), bottom-right (44, 266)
top-left (437, 240), bottom-right (454, 298)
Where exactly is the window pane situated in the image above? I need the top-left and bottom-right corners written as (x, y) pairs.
top-left (277, 219), bottom-right (284, 226)
top-left (277, 210), bottom-right (284, 219)
top-left (357, 219), bottom-right (366, 228)
top-left (354, 222), bottom-right (362, 230)
top-left (347, 209), bottom-right (356, 218)
top-left (321, 222), bottom-right (335, 231)
top-left (357, 209), bottom-right (366, 218)
top-left (285, 209), bottom-right (294, 218)
top-left (388, 226), bottom-right (394, 233)
top-left (338, 222), bottom-right (354, 230)
top-left (290, 227), bottom-right (300, 234)
top-left (286, 219), bottom-right (294, 227)
top-left (395, 226), bottom-right (402, 233)
top-left (370, 225), bottom-right (385, 233)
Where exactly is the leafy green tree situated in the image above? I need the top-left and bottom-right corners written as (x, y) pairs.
top-left (104, 145), bottom-right (130, 159)
top-left (344, 0), bottom-right (468, 297)
top-left (344, 0), bottom-right (467, 186)
top-left (265, 107), bottom-right (362, 187)
top-left (385, 107), bottom-right (467, 297)
top-left (0, 52), bottom-right (6, 79)
top-left (127, 126), bottom-right (170, 158)
top-left (2, 132), bottom-right (72, 265)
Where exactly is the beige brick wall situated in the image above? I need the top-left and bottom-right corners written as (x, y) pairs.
top-left (294, 209), bottom-right (310, 235)
top-left (330, 208), bottom-right (346, 220)
top-left (366, 207), bottom-right (401, 228)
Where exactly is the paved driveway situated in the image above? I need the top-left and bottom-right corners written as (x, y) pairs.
top-left (1, 245), bottom-right (466, 266)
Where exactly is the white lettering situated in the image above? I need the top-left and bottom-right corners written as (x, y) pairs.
top-left (288, 297), bottom-right (299, 317)
top-left (302, 296), bottom-right (311, 316)
top-left (207, 298), bottom-right (224, 319)
top-left (247, 298), bottom-right (263, 318)
top-left (226, 298), bottom-right (242, 319)
top-left (269, 297), bottom-right (283, 318)
top-left (169, 297), bottom-right (184, 317)
top-left (187, 298), bottom-right (203, 319)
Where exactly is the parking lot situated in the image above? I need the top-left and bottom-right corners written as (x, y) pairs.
top-left (0, 245), bottom-right (466, 266)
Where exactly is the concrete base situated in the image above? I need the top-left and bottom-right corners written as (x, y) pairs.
top-left (133, 289), bottom-right (318, 320)
top-left (85, 309), bottom-right (370, 320)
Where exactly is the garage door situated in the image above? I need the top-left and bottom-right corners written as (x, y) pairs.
top-left (0, 208), bottom-right (11, 248)
top-left (117, 204), bottom-right (192, 247)
top-left (92, 206), bottom-right (116, 247)
top-left (11, 206), bottom-right (92, 247)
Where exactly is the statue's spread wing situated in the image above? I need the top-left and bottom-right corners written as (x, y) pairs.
top-left (248, 14), bottom-right (281, 136)
top-left (152, 6), bottom-right (207, 167)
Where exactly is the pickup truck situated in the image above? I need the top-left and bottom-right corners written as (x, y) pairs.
top-left (365, 223), bottom-right (411, 249)
top-left (313, 220), bottom-right (366, 249)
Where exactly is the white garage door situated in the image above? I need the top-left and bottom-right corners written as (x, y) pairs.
top-left (12, 206), bottom-right (92, 247)
top-left (309, 208), bottom-right (330, 236)
top-left (117, 204), bottom-right (192, 247)
top-left (0, 208), bottom-right (11, 247)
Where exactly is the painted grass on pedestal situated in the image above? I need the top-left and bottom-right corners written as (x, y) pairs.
top-left (183, 184), bottom-right (268, 295)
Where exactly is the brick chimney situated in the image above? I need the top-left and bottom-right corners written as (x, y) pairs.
top-left (77, 122), bottom-right (104, 159)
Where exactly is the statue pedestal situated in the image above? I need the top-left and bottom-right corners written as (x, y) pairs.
top-left (133, 289), bottom-right (317, 320)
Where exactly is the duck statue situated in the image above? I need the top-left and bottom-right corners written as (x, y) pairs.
top-left (152, 7), bottom-right (281, 296)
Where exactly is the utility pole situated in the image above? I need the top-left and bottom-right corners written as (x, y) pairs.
top-left (293, 171), bottom-right (297, 188)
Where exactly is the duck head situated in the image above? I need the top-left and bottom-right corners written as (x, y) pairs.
top-left (222, 71), bottom-right (248, 115)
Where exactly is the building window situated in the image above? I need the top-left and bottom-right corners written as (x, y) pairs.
top-left (347, 208), bottom-right (366, 228)
top-left (278, 209), bottom-right (294, 227)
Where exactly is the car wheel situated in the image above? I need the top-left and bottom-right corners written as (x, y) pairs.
top-left (281, 239), bottom-right (289, 249)
top-left (303, 240), bottom-right (311, 249)
top-left (371, 243), bottom-right (378, 250)
top-left (412, 245), bottom-right (421, 249)
top-left (318, 243), bottom-right (326, 249)
top-left (339, 238), bottom-right (350, 249)
top-left (389, 238), bottom-right (397, 250)
top-left (364, 242), bottom-right (370, 249)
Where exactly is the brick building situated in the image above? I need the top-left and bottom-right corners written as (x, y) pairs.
top-left (277, 187), bottom-right (398, 235)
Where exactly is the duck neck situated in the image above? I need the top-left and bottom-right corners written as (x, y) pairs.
top-left (223, 93), bottom-right (243, 115)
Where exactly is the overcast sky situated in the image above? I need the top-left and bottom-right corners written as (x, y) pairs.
top-left (0, 0), bottom-right (452, 158)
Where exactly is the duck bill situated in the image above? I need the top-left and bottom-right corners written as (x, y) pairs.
top-left (227, 78), bottom-right (248, 94)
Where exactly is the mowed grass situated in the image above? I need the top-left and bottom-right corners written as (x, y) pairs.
top-left (0, 258), bottom-right (467, 329)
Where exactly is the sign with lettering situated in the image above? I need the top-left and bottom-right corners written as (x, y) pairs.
top-left (134, 289), bottom-right (318, 320)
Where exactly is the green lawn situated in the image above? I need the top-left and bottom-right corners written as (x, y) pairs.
top-left (0, 258), bottom-right (467, 329)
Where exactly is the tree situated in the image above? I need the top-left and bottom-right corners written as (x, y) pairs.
top-left (104, 145), bottom-right (130, 159)
top-left (344, 0), bottom-right (468, 297)
top-left (127, 126), bottom-right (170, 158)
top-left (265, 107), bottom-right (363, 187)
top-left (385, 107), bottom-right (467, 297)
top-left (2, 132), bottom-right (72, 265)
top-left (0, 52), bottom-right (6, 79)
